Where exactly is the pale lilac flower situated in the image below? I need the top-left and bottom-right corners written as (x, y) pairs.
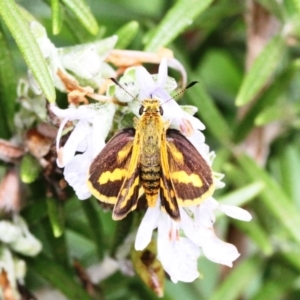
top-left (51, 103), bottom-right (116, 199)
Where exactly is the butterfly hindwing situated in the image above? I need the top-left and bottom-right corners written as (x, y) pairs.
top-left (88, 128), bottom-right (135, 204)
top-left (160, 129), bottom-right (180, 220)
top-left (112, 133), bottom-right (141, 219)
top-left (166, 129), bottom-right (215, 206)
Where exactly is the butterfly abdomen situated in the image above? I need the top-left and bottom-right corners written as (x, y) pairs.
top-left (140, 165), bottom-right (160, 194)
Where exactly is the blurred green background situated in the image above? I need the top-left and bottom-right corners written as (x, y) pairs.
top-left (1, 0), bottom-right (300, 299)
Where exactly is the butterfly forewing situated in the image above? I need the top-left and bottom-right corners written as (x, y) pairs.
top-left (165, 129), bottom-right (215, 206)
top-left (88, 128), bottom-right (135, 204)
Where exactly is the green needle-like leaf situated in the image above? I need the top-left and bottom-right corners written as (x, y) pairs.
top-left (144, 0), bottom-right (213, 51)
top-left (116, 21), bottom-right (139, 49)
top-left (42, 218), bottom-right (69, 269)
top-left (81, 200), bottom-right (104, 259)
top-left (234, 60), bottom-right (300, 143)
top-left (20, 154), bottom-right (41, 184)
top-left (279, 145), bottom-right (300, 207)
top-left (219, 181), bottom-right (265, 206)
top-left (0, 0), bottom-right (56, 102)
top-left (51, 0), bottom-right (63, 35)
top-left (27, 254), bottom-right (94, 300)
top-left (210, 255), bottom-right (262, 300)
top-left (186, 77), bottom-right (231, 145)
top-left (61, 0), bottom-right (99, 35)
top-left (47, 197), bottom-right (65, 238)
top-left (238, 154), bottom-right (300, 246)
top-left (233, 219), bottom-right (273, 256)
top-left (0, 23), bottom-right (16, 137)
top-left (291, 0), bottom-right (300, 16)
top-left (236, 35), bottom-right (285, 106)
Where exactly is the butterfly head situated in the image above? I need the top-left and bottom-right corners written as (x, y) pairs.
top-left (139, 99), bottom-right (164, 116)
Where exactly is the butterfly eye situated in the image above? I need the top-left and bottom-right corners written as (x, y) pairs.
top-left (159, 106), bottom-right (164, 115)
top-left (139, 106), bottom-right (144, 115)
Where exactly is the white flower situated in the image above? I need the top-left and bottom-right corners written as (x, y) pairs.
top-left (0, 215), bottom-right (42, 256)
top-left (58, 36), bottom-right (117, 87)
top-left (136, 58), bottom-right (205, 135)
top-left (135, 197), bottom-right (251, 282)
top-left (87, 232), bottom-right (135, 283)
top-left (30, 21), bottom-right (117, 91)
top-left (0, 247), bottom-right (26, 300)
top-left (131, 58), bottom-right (249, 282)
top-left (51, 102), bottom-right (116, 199)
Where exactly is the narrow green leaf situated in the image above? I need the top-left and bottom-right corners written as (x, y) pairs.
top-left (254, 103), bottom-right (285, 125)
top-left (0, 22), bottom-right (16, 138)
top-left (144, 0), bottom-right (213, 52)
top-left (110, 213), bottom-right (133, 257)
top-left (236, 35), bottom-right (285, 106)
top-left (27, 254), bottom-right (94, 300)
top-left (20, 154), bottom-right (41, 183)
top-left (212, 148), bottom-right (231, 173)
top-left (81, 200), bottom-right (104, 259)
top-left (251, 263), bottom-right (296, 300)
top-left (116, 21), bottom-right (139, 49)
top-left (210, 255), bottom-right (261, 300)
top-left (233, 219), bottom-right (273, 256)
top-left (288, 0), bottom-right (300, 17)
top-left (279, 145), bottom-right (300, 207)
top-left (0, 1), bottom-right (55, 102)
top-left (46, 197), bottom-right (65, 237)
top-left (51, 0), bottom-right (63, 35)
top-left (186, 77), bottom-right (231, 145)
top-left (42, 218), bottom-right (69, 269)
top-left (219, 181), bottom-right (265, 207)
top-left (21, 200), bottom-right (48, 224)
top-left (66, 218), bottom-right (93, 240)
top-left (233, 59), bottom-right (300, 142)
top-left (238, 154), bottom-right (300, 246)
top-left (252, 278), bottom-right (293, 300)
top-left (61, 0), bottom-right (99, 35)
top-left (218, 182), bottom-right (272, 255)
top-left (281, 251), bottom-right (300, 272)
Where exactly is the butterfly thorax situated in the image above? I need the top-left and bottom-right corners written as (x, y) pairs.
top-left (137, 99), bottom-right (165, 206)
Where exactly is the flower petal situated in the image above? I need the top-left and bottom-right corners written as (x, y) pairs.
top-left (202, 235), bottom-right (240, 267)
top-left (157, 58), bottom-right (168, 88)
top-left (63, 149), bottom-right (92, 200)
top-left (179, 208), bottom-right (200, 245)
top-left (136, 66), bottom-right (156, 100)
top-left (90, 103), bottom-right (116, 158)
top-left (219, 205), bottom-right (252, 221)
top-left (135, 204), bottom-right (160, 251)
top-left (58, 120), bottom-right (90, 167)
top-left (195, 198), bottom-right (217, 228)
top-left (157, 214), bottom-right (200, 283)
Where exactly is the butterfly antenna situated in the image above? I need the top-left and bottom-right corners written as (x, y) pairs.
top-left (164, 81), bottom-right (199, 104)
top-left (110, 78), bottom-right (139, 101)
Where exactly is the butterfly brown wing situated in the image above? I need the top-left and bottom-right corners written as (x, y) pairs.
top-left (88, 128), bottom-right (140, 211)
top-left (166, 129), bottom-right (215, 207)
top-left (112, 128), bottom-right (142, 220)
top-left (160, 129), bottom-right (180, 220)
